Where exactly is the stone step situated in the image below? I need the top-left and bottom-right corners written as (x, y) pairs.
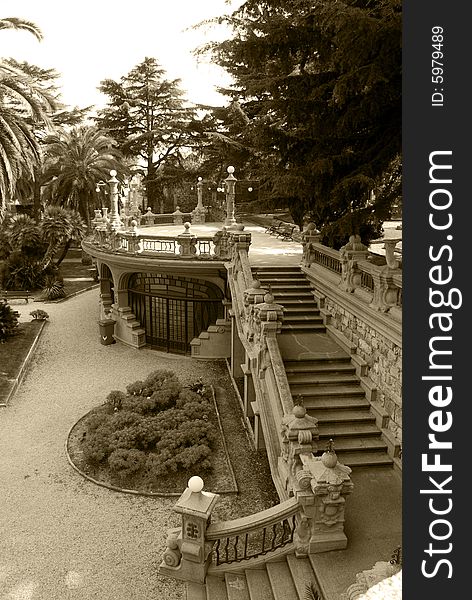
top-left (253, 266), bottom-right (302, 272)
top-left (287, 372), bottom-right (358, 385)
top-left (284, 357), bottom-right (353, 369)
top-left (316, 436), bottom-right (388, 453)
top-left (282, 315), bottom-right (324, 324)
top-left (290, 384), bottom-right (365, 397)
top-left (281, 324), bottom-right (326, 333)
top-left (262, 284), bottom-right (312, 291)
top-left (286, 555), bottom-right (319, 600)
top-left (225, 573), bottom-right (250, 600)
top-left (272, 291), bottom-right (314, 298)
top-left (332, 451), bottom-right (393, 467)
top-left (266, 561), bottom-right (299, 600)
top-left (284, 361), bottom-right (355, 374)
top-left (206, 575), bottom-right (228, 600)
top-left (309, 408), bottom-right (375, 424)
top-left (282, 306), bottom-right (321, 315)
top-left (301, 396), bottom-right (371, 411)
top-left (257, 277), bottom-right (308, 284)
top-left (245, 569), bottom-right (275, 600)
top-left (315, 421), bottom-right (381, 437)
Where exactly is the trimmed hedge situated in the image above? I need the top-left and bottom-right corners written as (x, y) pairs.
top-left (81, 370), bottom-right (215, 484)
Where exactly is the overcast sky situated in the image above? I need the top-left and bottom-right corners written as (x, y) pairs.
top-left (0, 0), bottom-right (240, 110)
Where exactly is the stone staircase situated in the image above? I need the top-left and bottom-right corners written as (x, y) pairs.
top-left (187, 554), bottom-right (319, 600)
top-left (254, 265), bottom-right (392, 468)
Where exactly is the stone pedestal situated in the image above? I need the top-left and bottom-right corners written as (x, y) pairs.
top-left (159, 477), bottom-right (219, 584)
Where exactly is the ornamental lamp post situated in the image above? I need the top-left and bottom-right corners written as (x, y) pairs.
top-left (196, 177), bottom-right (204, 211)
top-left (224, 165), bottom-right (237, 227)
top-left (108, 169), bottom-right (123, 230)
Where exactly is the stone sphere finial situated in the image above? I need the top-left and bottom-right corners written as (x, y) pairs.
top-left (264, 292), bottom-right (275, 304)
top-left (293, 405), bottom-right (306, 419)
top-left (227, 165), bottom-right (235, 174)
top-left (184, 222), bottom-right (191, 231)
top-left (188, 476), bottom-right (204, 493)
top-left (252, 279), bottom-right (261, 289)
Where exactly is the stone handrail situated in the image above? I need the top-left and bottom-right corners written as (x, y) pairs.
top-left (302, 231), bottom-right (402, 316)
top-left (83, 223), bottom-right (232, 261)
top-left (206, 497), bottom-right (299, 566)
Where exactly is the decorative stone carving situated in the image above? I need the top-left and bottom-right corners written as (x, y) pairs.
top-left (212, 227), bottom-right (231, 259)
top-left (279, 405), bottom-right (319, 494)
top-left (297, 442), bottom-right (354, 552)
top-left (173, 206), bottom-right (184, 224)
top-left (162, 530), bottom-right (182, 568)
top-left (177, 223), bottom-right (197, 257)
top-left (301, 223), bottom-right (321, 267)
top-left (339, 235), bottom-right (369, 292)
top-left (159, 476), bottom-right (219, 584)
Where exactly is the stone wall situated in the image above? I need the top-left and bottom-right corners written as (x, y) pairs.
top-left (324, 298), bottom-right (402, 443)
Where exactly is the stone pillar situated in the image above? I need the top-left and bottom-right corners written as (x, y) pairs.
top-left (159, 476), bottom-right (219, 584)
top-left (299, 443), bottom-right (354, 553)
top-left (108, 170), bottom-right (123, 231)
top-left (177, 222), bottom-right (197, 257)
top-left (278, 405), bottom-right (319, 496)
top-left (242, 363), bottom-right (256, 418)
top-left (339, 235), bottom-right (369, 292)
top-left (192, 177), bottom-right (207, 224)
top-left (224, 166), bottom-right (237, 227)
top-left (173, 206), bottom-right (184, 225)
top-left (301, 223), bottom-right (321, 267)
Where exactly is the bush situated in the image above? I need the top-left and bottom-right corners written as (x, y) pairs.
top-left (0, 300), bottom-right (19, 342)
top-left (108, 448), bottom-right (146, 479)
top-left (80, 370), bottom-right (216, 485)
top-left (30, 309), bottom-right (49, 321)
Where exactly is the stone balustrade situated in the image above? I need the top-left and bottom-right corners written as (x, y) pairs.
top-left (159, 447), bottom-right (353, 584)
top-left (302, 232), bottom-right (402, 316)
top-left (83, 222), bottom-right (232, 261)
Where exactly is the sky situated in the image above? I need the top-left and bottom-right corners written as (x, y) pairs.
top-left (0, 0), bottom-right (241, 111)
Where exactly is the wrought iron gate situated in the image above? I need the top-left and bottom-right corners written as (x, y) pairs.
top-left (129, 289), bottom-right (224, 354)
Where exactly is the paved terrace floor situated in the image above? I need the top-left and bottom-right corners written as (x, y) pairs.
top-left (0, 225), bottom-right (400, 600)
top-left (142, 221), bottom-right (304, 265)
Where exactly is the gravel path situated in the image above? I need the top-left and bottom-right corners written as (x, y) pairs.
top-left (0, 289), bottom-right (225, 600)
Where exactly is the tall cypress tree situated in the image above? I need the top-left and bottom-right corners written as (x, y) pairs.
top-left (205, 0), bottom-right (401, 246)
top-left (95, 57), bottom-right (199, 209)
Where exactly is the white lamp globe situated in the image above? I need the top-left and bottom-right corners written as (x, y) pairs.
top-left (109, 169), bottom-right (117, 177)
top-left (188, 476), bottom-right (204, 493)
top-left (227, 166), bottom-right (235, 174)
top-left (198, 176), bottom-right (203, 182)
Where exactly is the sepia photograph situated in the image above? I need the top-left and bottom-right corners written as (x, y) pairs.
top-left (7, 1), bottom-right (463, 599)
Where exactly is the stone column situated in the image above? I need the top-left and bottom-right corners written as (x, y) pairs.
top-left (108, 170), bottom-right (123, 231)
top-left (159, 476), bottom-right (219, 584)
top-left (177, 222), bottom-right (197, 257)
top-left (224, 166), bottom-right (237, 227)
top-left (192, 177), bottom-right (207, 224)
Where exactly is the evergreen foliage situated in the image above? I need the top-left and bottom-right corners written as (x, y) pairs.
top-left (81, 371), bottom-right (215, 484)
top-left (95, 58), bottom-right (200, 209)
top-left (203, 0), bottom-right (401, 246)
top-left (0, 299), bottom-right (19, 342)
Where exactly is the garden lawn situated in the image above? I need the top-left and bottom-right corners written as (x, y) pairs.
top-left (0, 320), bottom-right (43, 406)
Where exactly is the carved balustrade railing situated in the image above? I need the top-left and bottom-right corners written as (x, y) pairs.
top-left (83, 223), bottom-right (232, 261)
top-left (301, 229), bottom-right (402, 316)
top-left (206, 498), bottom-right (299, 566)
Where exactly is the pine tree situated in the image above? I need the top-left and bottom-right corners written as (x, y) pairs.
top-left (95, 57), bottom-right (199, 210)
top-left (204, 0), bottom-right (401, 246)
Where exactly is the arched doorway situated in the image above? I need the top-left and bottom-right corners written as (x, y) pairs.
top-left (128, 273), bottom-right (225, 353)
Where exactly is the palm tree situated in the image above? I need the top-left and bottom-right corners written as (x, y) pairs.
top-left (42, 126), bottom-right (124, 226)
top-left (40, 206), bottom-right (86, 268)
top-left (0, 19), bottom-right (53, 220)
top-left (0, 18), bottom-right (43, 40)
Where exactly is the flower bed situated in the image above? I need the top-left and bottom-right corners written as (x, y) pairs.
top-left (67, 370), bottom-right (238, 494)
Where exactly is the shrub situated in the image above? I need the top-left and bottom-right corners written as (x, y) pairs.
top-left (108, 448), bottom-right (146, 479)
top-left (30, 309), bottom-right (49, 321)
top-left (80, 370), bottom-right (216, 484)
top-left (0, 300), bottom-right (19, 342)
top-left (41, 274), bottom-right (65, 300)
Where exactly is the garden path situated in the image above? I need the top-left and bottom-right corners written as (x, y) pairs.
top-left (0, 289), bottom-right (213, 600)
